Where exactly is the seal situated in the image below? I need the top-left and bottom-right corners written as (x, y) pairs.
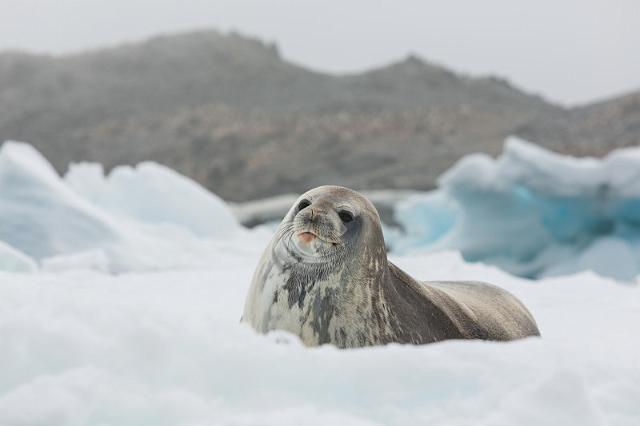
top-left (242, 186), bottom-right (540, 348)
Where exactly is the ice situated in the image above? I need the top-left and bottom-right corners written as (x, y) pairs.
top-left (393, 137), bottom-right (640, 280)
top-left (0, 241), bottom-right (37, 273)
top-left (65, 162), bottom-right (240, 239)
top-left (0, 251), bottom-right (638, 425)
top-left (0, 141), bottom-right (122, 262)
top-left (0, 141), bottom-right (245, 273)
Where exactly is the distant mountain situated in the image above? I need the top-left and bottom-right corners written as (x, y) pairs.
top-left (0, 30), bottom-right (638, 201)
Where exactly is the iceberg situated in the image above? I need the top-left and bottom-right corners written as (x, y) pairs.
top-left (0, 141), bottom-right (244, 272)
top-left (65, 162), bottom-right (240, 239)
top-left (393, 137), bottom-right (640, 281)
top-left (0, 141), bottom-right (124, 262)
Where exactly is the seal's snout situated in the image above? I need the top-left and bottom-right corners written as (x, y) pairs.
top-left (292, 196), bottom-right (345, 247)
top-left (297, 206), bottom-right (322, 231)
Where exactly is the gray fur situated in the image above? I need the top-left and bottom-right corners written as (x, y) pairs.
top-left (242, 186), bottom-right (540, 347)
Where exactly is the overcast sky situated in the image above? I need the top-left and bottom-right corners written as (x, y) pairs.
top-left (1, 0), bottom-right (638, 105)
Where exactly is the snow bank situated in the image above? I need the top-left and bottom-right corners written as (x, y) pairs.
top-left (393, 138), bottom-right (640, 280)
top-left (0, 250), bottom-right (638, 425)
top-left (0, 141), bottom-right (244, 272)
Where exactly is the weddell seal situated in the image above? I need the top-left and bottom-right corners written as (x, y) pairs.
top-left (242, 186), bottom-right (540, 348)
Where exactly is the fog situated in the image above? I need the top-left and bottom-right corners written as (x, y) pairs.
top-left (1, 0), bottom-right (638, 104)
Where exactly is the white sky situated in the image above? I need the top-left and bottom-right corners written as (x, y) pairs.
top-left (1, 0), bottom-right (638, 105)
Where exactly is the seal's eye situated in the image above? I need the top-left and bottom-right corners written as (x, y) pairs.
top-left (338, 210), bottom-right (354, 223)
top-left (298, 199), bottom-right (311, 211)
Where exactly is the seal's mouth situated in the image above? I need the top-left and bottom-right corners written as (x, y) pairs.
top-left (295, 229), bottom-right (339, 246)
top-left (297, 231), bottom-right (317, 243)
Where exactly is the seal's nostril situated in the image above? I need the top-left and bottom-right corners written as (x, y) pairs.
top-left (297, 199), bottom-right (311, 211)
top-left (310, 209), bottom-right (314, 220)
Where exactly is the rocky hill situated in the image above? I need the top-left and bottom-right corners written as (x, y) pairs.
top-left (0, 30), bottom-right (637, 201)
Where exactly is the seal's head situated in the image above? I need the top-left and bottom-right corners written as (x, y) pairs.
top-left (273, 186), bottom-right (385, 266)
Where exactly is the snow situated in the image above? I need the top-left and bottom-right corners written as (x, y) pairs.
top-left (0, 251), bottom-right (638, 425)
top-left (393, 137), bottom-right (640, 281)
top-left (41, 250), bottom-right (111, 274)
top-left (1, 140), bottom-right (639, 424)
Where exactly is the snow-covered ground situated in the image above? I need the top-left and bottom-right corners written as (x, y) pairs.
top-left (1, 252), bottom-right (638, 425)
top-left (1, 140), bottom-right (639, 425)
